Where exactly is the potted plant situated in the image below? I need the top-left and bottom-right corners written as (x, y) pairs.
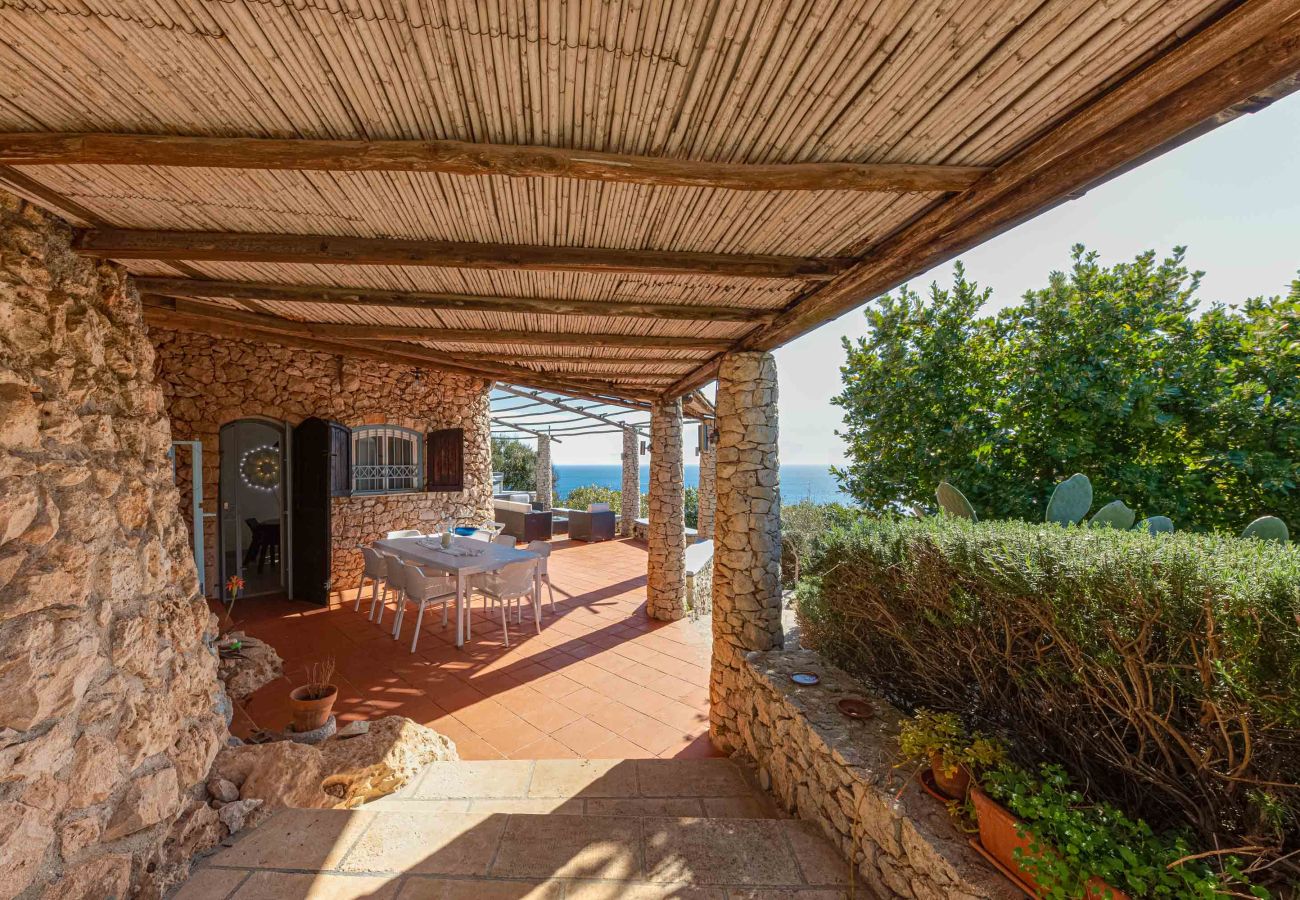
top-left (898, 709), bottom-right (1005, 800)
top-left (288, 658), bottom-right (337, 733)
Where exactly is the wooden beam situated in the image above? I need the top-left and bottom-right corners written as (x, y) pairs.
top-left (141, 296), bottom-right (731, 349)
top-left (744, 0), bottom-right (1300, 352)
top-left (132, 276), bottom-right (772, 323)
top-left (490, 419), bottom-right (561, 443)
top-left (141, 298), bottom-right (656, 401)
top-left (405, 351), bottom-right (703, 367)
top-left (660, 0), bottom-right (1300, 398)
top-left (78, 229), bottom-right (850, 281)
top-left (0, 133), bottom-right (991, 193)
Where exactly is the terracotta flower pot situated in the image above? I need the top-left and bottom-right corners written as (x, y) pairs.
top-left (1086, 878), bottom-right (1131, 900)
top-left (288, 683), bottom-right (338, 733)
top-left (929, 751), bottom-right (971, 799)
top-left (971, 785), bottom-right (1049, 895)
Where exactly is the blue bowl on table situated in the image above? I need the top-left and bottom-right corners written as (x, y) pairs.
top-left (453, 526), bottom-right (478, 537)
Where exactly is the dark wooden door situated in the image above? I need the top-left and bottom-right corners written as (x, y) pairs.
top-left (292, 417), bottom-right (333, 605)
top-left (426, 428), bottom-right (464, 491)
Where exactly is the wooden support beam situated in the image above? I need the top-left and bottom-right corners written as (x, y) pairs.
top-left (132, 276), bottom-right (771, 323)
top-left (141, 297), bottom-right (656, 401)
top-left (0, 132), bottom-right (991, 193)
top-left (409, 351), bottom-right (702, 368)
top-left (78, 229), bottom-right (849, 281)
top-left (490, 419), bottom-right (561, 443)
top-left (661, 0), bottom-right (1300, 397)
top-left (141, 296), bottom-right (731, 349)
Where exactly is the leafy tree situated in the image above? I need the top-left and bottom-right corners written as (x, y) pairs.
top-left (684, 486), bottom-right (698, 528)
top-left (491, 438), bottom-right (560, 496)
top-left (833, 247), bottom-right (1299, 532)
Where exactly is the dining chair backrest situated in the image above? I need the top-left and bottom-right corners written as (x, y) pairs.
top-left (525, 540), bottom-right (551, 573)
top-left (361, 546), bottom-right (387, 578)
top-left (383, 552), bottom-right (406, 587)
top-left (493, 534), bottom-right (516, 547)
top-left (491, 560), bottom-right (536, 599)
top-left (387, 529), bottom-right (421, 539)
top-left (399, 558), bottom-right (452, 600)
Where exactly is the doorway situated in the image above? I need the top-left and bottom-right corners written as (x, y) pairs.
top-left (219, 418), bottom-right (289, 600)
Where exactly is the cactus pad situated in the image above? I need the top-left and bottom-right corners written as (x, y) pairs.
top-left (1045, 474), bottom-right (1093, 525)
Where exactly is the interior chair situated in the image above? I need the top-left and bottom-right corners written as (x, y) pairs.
top-left (355, 546), bottom-right (389, 616)
top-left (468, 560), bottom-right (538, 647)
top-left (386, 529), bottom-right (422, 539)
top-left (525, 540), bottom-right (556, 615)
top-left (392, 559), bottom-right (456, 652)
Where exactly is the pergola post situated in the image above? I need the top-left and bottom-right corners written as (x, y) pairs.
top-left (535, 433), bottom-right (553, 509)
top-left (696, 437), bottom-right (716, 540)
top-left (647, 399), bottom-right (686, 621)
top-left (709, 352), bottom-right (782, 752)
top-left (621, 424), bottom-right (639, 536)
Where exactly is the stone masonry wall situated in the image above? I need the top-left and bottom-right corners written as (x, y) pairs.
top-left (710, 351), bottom-right (783, 753)
top-left (646, 399), bottom-right (685, 621)
top-left (0, 194), bottom-right (225, 899)
top-left (725, 649), bottom-right (1017, 900)
top-left (696, 443), bottom-right (716, 540)
top-left (620, 425), bottom-right (639, 537)
top-left (535, 434), bottom-right (553, 510)
top-left (152, 330), bottom-right (492, 595)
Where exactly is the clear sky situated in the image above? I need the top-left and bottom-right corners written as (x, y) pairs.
top-left (548, 91), bottom-right (1300, 467)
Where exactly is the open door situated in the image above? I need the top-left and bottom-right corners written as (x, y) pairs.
top-left (292, 417), bottom-right (349, 605)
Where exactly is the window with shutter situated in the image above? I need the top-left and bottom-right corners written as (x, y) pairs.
top-left (425, 428), bottom-right (464, 492)
top-left (352, 425), bottom-right (422, 493)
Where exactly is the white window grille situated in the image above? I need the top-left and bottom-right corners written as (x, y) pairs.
top-left (352, 426), bottom-right (422, 493)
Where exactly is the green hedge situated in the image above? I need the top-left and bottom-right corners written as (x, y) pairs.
top-left (797, 516), bottom-right (1300, 865)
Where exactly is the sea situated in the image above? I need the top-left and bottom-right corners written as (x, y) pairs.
top-left (553, 463), bottom-right (852, 506)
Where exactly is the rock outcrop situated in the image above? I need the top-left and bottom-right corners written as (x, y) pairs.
top-left (216, 632), bottom-right (283, 700)
top-left (211, 717), bottom-right (457, 827)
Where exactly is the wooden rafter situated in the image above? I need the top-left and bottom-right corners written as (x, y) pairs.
top-left (142, 296), bottom-right (732, 349)
top-left (132, 276), bottom-right (772, 323)
top-left (490, 418), bottom-right (561, 443)
top-left (141, 297), bottom-right (658, 401)
top-left (662, 0), bottom-right (1300, 398)
top-left (77, 229), bottom-right (850, 281)
top-left (0, 133), bottom-right (991, 193)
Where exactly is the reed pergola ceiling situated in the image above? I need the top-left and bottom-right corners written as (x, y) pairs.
top-left (3, 0), bottom-right (1298, 404)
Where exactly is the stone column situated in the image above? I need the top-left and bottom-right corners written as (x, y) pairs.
top-left (710, 352), bottom-right (782, 753)
top-left (646, 399), bottom-right (686, 620)
top-left (535, 433), bottom-right (552, 509)
top-left (620, 424), bottom-right (639, 536)
top-left (696, 436), bottom-right (717, 541)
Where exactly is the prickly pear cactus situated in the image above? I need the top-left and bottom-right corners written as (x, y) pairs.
top-left (1137, 516), bottom-right (1174, 535)
top-left (1242, 516), bottom-right (1289, 544)
top-left (1045, 474), bottom-right (1093, 525)
top-left (935, 482), bottom-right (977, 521)
top-left (1089, 500), bottom-right (1135, 530)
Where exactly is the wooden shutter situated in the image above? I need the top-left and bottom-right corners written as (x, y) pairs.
top-left (328, 422), bottom-right (351, 497)
top-left (425, 428), bottom-right (464, 492)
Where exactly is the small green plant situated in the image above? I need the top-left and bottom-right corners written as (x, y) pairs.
top-left (982, 763), bottom-right (1268, 899)
top-left (897, 709), bottom-right (1005, 780)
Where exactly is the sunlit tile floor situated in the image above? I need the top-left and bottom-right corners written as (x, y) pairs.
top-left (216, 538), bottom-right (718, 760)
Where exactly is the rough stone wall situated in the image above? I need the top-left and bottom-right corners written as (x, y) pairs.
top-left (152, 330), bottom-right (492, 595)
top-left (646, 399), bottom-right (686, 621)
top-left (686, 558), bottom-right (713, 619)
top-left (620, 425), bottom-right (639, 537)
top-left (696, 443), bottom-right (716, 540)
top-left (0, 194), bottom-right (225, 899)
top-left (726, 649), bottom-right (1018, 900)
top-left (535, 434), bottom-right (552, 510)
top-left (710, 352), bottom-right (783, 753)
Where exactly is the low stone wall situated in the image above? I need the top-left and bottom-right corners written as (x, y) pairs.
top-left (686, 560), bottom-right (712, 618)
top-left (722, 648), bottom-right (1017, 900)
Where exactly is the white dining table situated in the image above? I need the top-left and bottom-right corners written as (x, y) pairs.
top-left (373, 534), bottom-right (540, 648)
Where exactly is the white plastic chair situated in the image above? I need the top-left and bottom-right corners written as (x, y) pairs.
top-left (375, 553), bottom-right (406, 626)
top-left (393, 559), bottom-right (457, 652)
top-left (469, 560), bottom-right (538, 646)
top-left (493, 534), bottom-right (516, 547)
top-left (386, 529), bottom-right (421, 539)
top-left (525, 540), bottom-right (556, 615)
top-left (479, 520), bottom-right (506, 541)
top-left (355, 546), bottom-right (389, 616)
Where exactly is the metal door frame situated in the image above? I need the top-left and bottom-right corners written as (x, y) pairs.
top-left (217, 417), bottom-right (292, 600)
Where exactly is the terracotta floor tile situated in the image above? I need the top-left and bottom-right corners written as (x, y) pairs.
top-left (551, 718), bottom-right (619, 756)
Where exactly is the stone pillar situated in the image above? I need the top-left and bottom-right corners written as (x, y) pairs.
top-left (646, 399), bottom-right (686, 621)
top-left (620, 424), bottom-right (639, 537)
top-left (710, 352), bottom-right (782, 753)
top-left (535, 433), bottom-right (552, 509)
top-left (696, 437), bottom-right (717, 541)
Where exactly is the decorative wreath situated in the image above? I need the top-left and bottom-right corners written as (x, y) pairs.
top-left (239, 445), bottom-right (281, 491)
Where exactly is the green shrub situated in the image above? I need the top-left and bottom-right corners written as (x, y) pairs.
top-left (562, 484), bottom-right (647, 517)
top-left (779, 500), bottom-right (861, 587)
top-left (797, 516), bottom-right (1300, 871)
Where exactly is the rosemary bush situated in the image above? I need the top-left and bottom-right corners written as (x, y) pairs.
top-left (797, 516), bottom-right (1300, 872)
